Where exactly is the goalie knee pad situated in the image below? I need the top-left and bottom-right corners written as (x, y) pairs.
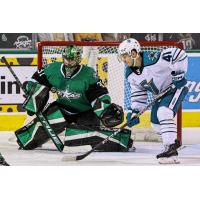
top-left (64, 125), bottom-right (133, 152)
top-left (15, 103), bottom-right (66, 150)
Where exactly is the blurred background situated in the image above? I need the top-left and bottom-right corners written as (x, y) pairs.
top-left (0, 33), bottom-right (199, 50)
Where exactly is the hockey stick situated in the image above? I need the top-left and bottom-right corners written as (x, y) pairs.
top-left (1, 56), bottom-right (64, 152)
top-left (62, 84), bottom-right (176, 161)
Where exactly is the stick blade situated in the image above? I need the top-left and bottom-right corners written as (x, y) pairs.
top-left (61, 153), bottom-right (88, 162)
top-left (61, 155), bottom-right (77, 162)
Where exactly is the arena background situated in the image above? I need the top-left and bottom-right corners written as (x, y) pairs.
top-left (0, 33), bottom-right (199, 131)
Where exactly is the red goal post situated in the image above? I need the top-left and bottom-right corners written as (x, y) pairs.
top-left (37, 41), bottom-right (183, 142)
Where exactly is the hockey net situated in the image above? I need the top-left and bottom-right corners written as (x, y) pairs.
top-left (37, 41), bottom-right (182, 142)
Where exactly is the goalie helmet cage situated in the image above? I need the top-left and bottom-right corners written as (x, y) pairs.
top-left (37, 41), bottom-right (183, 142)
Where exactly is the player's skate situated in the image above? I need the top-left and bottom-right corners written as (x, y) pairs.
top-left (0, 155), bottom-right (10, 166)
top-left (156, 139), bottom-right (181, 164)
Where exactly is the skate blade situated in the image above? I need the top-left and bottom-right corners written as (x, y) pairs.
top-left (158, 156), bottom-right (180, 164)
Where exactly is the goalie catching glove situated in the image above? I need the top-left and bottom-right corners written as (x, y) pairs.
top-left (92, 95), bottom-right (124, 127)
top-left (100, 103), bottom-right (124, 127)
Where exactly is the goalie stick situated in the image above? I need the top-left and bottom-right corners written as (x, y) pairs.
top-left (1, 56), bottom-right (64, 152)
top-left (62, 83), bottom-right (176, 161)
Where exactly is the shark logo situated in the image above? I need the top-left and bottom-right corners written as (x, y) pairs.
top-left (148, 51), bottom-right (159, 61)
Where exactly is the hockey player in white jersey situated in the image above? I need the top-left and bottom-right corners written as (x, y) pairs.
top-left (118, 38), bottom-right (188, 164)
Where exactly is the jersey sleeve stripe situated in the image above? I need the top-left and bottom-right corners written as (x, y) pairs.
top-left (131, 91), bottom-right (147, 95)
top-left (172, 48), bottom-right (178, 59)
top-left (132, 90), bottom-right (147, 93)
top-left (131, 100), bottom-right (147, 104)
top-left (172, 49), bottom-right (182, 62)
top-left (177, 55), bottom-right (187, 62)
top-left (131, 94), bottom-right (148, 98)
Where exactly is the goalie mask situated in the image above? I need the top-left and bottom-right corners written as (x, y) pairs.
top-left (62, 45), bottom-right (82, 77)
top-left (118, 38), bottom-right (142, 68)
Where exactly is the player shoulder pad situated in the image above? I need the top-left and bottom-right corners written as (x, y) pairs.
top-left (169, 47), bottom-right (187, 63)
top-left (143, 51), bottom-right (161, 67)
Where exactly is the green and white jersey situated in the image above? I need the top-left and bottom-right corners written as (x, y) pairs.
top-left (32, 62), bottom-right (109, 113)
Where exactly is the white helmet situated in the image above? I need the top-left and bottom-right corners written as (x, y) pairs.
top-left (118, 38), bottom-right (141, 56)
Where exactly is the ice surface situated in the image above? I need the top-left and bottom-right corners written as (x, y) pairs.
top-left (1, 131), bottom-right (200, 166)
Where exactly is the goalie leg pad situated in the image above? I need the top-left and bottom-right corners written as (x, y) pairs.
top-left (15, 103), bottom-right (66, 150)
top-left (64, 125), bottom-right (133, 152)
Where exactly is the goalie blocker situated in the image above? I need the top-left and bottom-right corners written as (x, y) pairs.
top-left (16, 82), bottom-right (133, 152)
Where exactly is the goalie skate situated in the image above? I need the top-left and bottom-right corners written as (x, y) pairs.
top-left (0, 155), bottom-right (10, 166)
top-left (157, 139), bottom-right (181, 164)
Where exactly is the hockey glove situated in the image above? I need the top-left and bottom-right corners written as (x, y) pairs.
top-left (171, 71), bottom-right (187, 89)
top-left (126, 110), bottom-right (140, 128)
top-left (92, 95), bottom-right (124, 127)
top-left (100, 103), bottom-right (124, 127)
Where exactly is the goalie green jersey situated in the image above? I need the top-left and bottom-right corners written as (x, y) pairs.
top-left (32, 62), bottom-right (109, 113)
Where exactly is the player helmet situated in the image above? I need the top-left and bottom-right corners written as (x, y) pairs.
top-left (62, 45), bottom-right (82, 64)
top-left (118, 38), bottom-right (142, 68)
top-left (118, 38), bottom-right (141, 56)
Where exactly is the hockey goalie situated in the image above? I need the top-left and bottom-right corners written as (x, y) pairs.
top-left (118, 38), bottom-right (189, 164)
top-left (15, 45), bottom-right (133, 152)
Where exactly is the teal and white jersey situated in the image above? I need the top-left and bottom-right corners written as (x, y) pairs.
top-left (126, 47), bottom-right (188, 111)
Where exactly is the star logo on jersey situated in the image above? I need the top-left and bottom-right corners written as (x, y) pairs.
top-left (59, 86), bottom-right (82, 101)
